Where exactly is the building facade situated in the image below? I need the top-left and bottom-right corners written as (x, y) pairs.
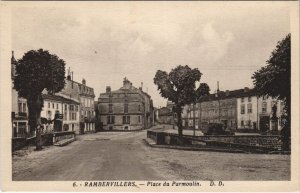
top-left (98, 78), bottom-right (153, 130)
top-left (157, 106), bottom-right (174, 125)
top-left (182, 89), bottom-right (241, 131)
top-left (257, 96), bottom-right (285, 132)
top-left (57, 70), bottom-right (96, 134)
top-left (236, 90), bottom-right (258, 130)
top-left (41, 94), bottom-right (80, 133)
top-left (77, 79), bottom-right (96, 133)
top-left (182, 86), bottom-right (286, 132)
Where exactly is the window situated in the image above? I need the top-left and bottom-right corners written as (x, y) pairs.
top-left (109, 104), bottom-right (113, 113)
top-left (241, 97), bottom-right (244, 103)
top-left (123, 116), bottom-right (130, 124)
top-left (280, 101), bottom-right (284, 113)
top-left (138, 104), bottom-right (141, 112)
top-left (18, 103), bottom-right (22, 113)
top-left (47, 111), bottom-right (52, 119)
top-left (64, 111), bottom-right (67, 120)
top-left (75, 105), bottom-right (78, 111)
top-left (138, 116), bottom-right (141, 123)
top-left (52, 103), bottom-right (54, 108)
top-left (107, 116), bottom-right (115, 124)
top-left (223, 109), bottom-right (228, 116)
top-left (247, 103), bottom-right (252, 114)
top-left (56, 104), bottom-right (58, 109)
top-left (262, 102), bottom-right (267, 113)
top-left (124, 103), bottom-right (128, 113)
top-left (65, 104), bottom-right (67, 111)
top-left (263, 96), bottom-right (268, 100)
top-left (247, 120), bottom-right (251, 126)
top-left (48, 102), bottom-right (50, 108)
top-left (248, 97), bottom-right (251, 102)
top-left (241, 120), bottom-right (244, 126)
top-left (241, 104), bottom-right (245, 114)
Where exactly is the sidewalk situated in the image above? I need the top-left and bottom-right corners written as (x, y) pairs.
top-left (143, 137), bottom-right (246, 153)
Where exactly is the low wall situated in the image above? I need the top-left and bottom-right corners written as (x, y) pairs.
top-left (12, 133), bottom-right (53, 152)
top-left (12, 131), bottom-right (76, 152)
top-left (53, 131), bottom-right (76, 143)
top-left (147, 130), bottom-right (283, 152)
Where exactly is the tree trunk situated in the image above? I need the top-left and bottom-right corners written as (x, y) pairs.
top-left (27, 94), bottom-right (43, 150)
top-left (176, 106), bottom-right (183, 137)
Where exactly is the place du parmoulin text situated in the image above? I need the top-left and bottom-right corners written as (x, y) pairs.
top-left (74, 181), bottom-right (224, 188)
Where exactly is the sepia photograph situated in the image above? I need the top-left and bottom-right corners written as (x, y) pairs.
top-left (0, 1), bottom-right (299, 192)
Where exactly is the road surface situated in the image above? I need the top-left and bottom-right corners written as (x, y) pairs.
top-left (12, 130), bottom-right (290, 181)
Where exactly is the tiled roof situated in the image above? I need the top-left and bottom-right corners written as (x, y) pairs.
top-left (42, 94), bottom-right (80, 105)
top-left (198, 88), bottom-right (257, 102)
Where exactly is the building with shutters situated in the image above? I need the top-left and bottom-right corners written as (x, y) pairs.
top-left (182, 87), bottom-right (285, 132)
top-left (97, 77), bottom-right (153, 130)
top-left (40, 94), bottom-right (80, 133)
top-left (56, 69), bottom-right (96, 133)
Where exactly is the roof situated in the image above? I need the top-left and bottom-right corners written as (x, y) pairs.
top-left (198, 88), bottom-right (257, 102)
top-left (42, 94), bottom-right (80, 105)
top-left (66, 79), bottom-right (95, 97)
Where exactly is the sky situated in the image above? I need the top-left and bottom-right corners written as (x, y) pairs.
top-left (11, 2), bottom-right (291, 108)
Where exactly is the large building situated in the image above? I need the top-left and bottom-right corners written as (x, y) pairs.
top-left (237, 92), bottom-right (285, 132)
top-left (183, 88), bottom-right (242, 131)
top-left (97, 78), bottom-right (153, 130)
top-left (40, 93), bottom-right (80, 133)
top-left (182, 87), bottom-right (285, 132)
top-left (57, 69), bottom-right (96, 133)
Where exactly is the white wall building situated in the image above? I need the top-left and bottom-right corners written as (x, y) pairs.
top-left (257, 96), bottom-right (285, 132)
top-left (237, 95), bottom-right (258, 130)
top-left (237, 91), bottom-right (285, 132)
top-left (41, 94), bottom-right (80, 133)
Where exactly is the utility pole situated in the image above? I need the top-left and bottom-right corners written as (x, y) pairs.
top-left (193, 103), bottom-right (196, 136)
top-left (217, 81), bottom-right (221, 123)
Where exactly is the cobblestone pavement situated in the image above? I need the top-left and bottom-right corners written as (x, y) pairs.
top-left (12, 129), bottom-right (290, 181)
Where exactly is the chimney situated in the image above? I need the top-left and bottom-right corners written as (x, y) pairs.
top-left (82, 78), bottom-right (86, 85)
top-left (244, 87), bottom-right (249, 92)
top-left (123, 77), bottom-right (131, 88)
top-left (217, 81), bottom-right (220, 93)
top-left (71, 71), bottom-right (74, 89)
top-left (67, 67), bottom-right (71, 80)
top-left (226, 90), bottom-right (230, 96)
top-left (106, 86), bottom-right (111, 93)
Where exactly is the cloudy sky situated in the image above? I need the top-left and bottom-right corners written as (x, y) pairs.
top-left (11, 2), bottom-right (291, 107)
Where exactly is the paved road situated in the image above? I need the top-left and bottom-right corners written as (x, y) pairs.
top-left (13, 131), bottom-right (164, 181)
top-left (12, 130), bottom-right (291, 181)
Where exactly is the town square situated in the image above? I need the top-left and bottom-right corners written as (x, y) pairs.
top-left (2, 1), bottom-right (297, 187)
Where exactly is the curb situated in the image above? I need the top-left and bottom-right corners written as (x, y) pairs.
top-left (142, 138), bottom-right (246, 154)
top-left (54, 138), bottom-right (76, 147)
